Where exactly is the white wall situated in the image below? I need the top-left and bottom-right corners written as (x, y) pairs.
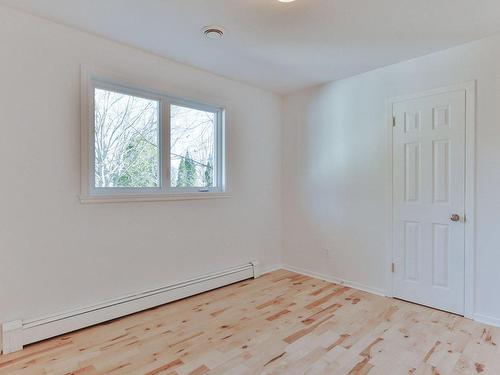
top-left (0, 5), bottom-right (283, 328)
top-left (283, 34), bottom-right (500, 322)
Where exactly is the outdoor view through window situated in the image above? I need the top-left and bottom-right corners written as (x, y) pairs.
top-left (170, 105), bottom-right (216, 188)
top-left (93, 87), bottom-right (217, 191)
top-left (94, 88), bottom-right (160, 188)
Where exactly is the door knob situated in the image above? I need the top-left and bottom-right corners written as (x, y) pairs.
top-left (450, 214), bottom-right (460, 222)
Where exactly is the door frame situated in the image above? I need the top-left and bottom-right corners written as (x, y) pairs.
top-left (385, 81), bottom-right (476, 318)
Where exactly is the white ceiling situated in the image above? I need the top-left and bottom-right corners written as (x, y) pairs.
top-left (3, 0), bottom-right (500, 93)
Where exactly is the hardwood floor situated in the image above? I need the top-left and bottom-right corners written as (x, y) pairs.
top-left (1, 270), bottom-right (499, 374)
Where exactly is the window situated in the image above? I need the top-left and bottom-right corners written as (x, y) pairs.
top-left (81, 74), bottom-right (225, 203)
top-left (94, 88), bottom-right (160, 189)
top-left (170, 105), bottom-right (217, 190)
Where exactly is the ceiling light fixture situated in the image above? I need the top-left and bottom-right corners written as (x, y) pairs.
top-left (202, 26), bottom-right (224, 40)
top-left (278, 0), bottom-right (296, 2)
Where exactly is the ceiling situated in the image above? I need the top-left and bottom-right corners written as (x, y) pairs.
top-left (3, 0), bottom-right (500, 93)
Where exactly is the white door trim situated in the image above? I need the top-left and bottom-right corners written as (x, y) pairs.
top-left (385, 81), bottom-right (476, 319)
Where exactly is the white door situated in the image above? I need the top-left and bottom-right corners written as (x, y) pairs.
top-left (393, 90), bottom-right (466, 315)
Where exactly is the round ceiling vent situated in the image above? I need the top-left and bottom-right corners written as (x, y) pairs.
top-left (202, 26), bottom-right (224, 40)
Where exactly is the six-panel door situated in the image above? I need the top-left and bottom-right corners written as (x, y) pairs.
top-left (393, 90), bottom-right (466, 315)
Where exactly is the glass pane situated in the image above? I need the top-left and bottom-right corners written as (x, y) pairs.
top-left (170, 105), bottom-right (216, 188)
top-left (94, 88), bottom-right (160, 188)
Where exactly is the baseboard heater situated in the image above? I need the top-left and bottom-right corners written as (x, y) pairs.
top-left (2, 261), bottom-right (260, 354)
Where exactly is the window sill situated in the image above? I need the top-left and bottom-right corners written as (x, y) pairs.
top-left (79, 192), bottom-right (231, 204)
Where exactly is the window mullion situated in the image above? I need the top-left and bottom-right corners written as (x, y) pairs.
top-left (161, 99), bottom-right (171, 193)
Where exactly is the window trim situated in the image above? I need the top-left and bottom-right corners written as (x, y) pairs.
top-left (80, 67), bottom-right (228, 203)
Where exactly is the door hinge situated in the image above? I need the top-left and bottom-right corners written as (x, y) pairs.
top-left (391, 263), bottom-right (395, 273)
top-left (392, 116), bottom-right (396, 127)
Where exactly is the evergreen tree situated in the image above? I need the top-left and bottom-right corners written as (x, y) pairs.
top-left (204, 160), bottom-right (213, 187)
top-left (115, 136), bottom-right (159, 188)
top-left (176, 156), bottom-right (187, 187)
top-left (185, 151), bottom-right (196, 186)
top-left (176, 150), bottom-right (196, 187)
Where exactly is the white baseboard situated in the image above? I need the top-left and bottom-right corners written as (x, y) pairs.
top-left (473, 313), bottom-right (500, 328)
top-left (281, 264), bottom-right (388, 297)
top-left (1, 262), bottom-right (258, 355)
top-left (260, 264), bottom-right (284, 275)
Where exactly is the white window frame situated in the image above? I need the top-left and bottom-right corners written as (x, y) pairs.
top-left (80, 68), bottom-right (227, 203)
